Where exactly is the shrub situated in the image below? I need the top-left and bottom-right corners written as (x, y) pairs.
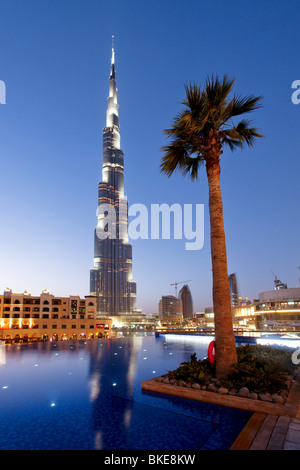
top-left (167, 344), bottom-right (297, 393)
top-left (168, 352), bottom-right (213, 385)
top-left (224, 344), bottom-right (296, 393)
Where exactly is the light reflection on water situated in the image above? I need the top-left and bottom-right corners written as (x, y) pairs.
top-left (0, 334), bottom-right (252, 450)
top-left (256, 338), bottom-right (300, 348)
top-left (0, 341), bottom-right (5, 365)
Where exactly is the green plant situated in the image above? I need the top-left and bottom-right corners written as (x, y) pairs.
top-left (225, 344), bottom-right (296, 393)
top-left (168, 353), bottom-right (213, 385)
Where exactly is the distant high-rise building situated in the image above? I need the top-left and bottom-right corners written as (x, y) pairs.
top-left (228, 273), bottom-right (239, 308)
top-left (159, 295), bottom-right (183, 322)
top-left (90, 40), bottom-right (136, 316)
top-left (178, 284), bottom-right (193, 318)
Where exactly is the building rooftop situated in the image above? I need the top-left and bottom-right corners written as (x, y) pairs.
top-left (258, 287), bottom-right (300, 302)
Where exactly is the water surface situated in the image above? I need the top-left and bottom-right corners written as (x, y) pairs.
top-left (0, 334), bottom-right (251, 450)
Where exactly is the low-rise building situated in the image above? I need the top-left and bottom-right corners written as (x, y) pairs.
top-left (0, 288), bottom-right (112, 343)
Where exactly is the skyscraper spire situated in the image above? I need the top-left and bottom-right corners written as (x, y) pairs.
top-left (106, 36), bottom-right (119, 137)
top-left (111, 35), bottom-right (115, 65)
top-left (90, 41), bottom-right (137, 317)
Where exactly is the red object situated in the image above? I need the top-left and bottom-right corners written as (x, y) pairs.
top-left (207, 341), bottom-right (216, 367)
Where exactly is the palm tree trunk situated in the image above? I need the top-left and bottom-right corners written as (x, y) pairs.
top-left (206, 154), bottom-right (237, 378)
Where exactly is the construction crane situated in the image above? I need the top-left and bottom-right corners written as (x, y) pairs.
top-left (170, 280), bottom-right (191, 297)
top-left (270, 269), bottom-right (287, 290)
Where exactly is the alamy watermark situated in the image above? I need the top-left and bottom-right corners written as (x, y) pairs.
top-left (96, 199), bottom-right (204, 251)
top-left (291, 80), bottom-right (300, 104)
top-left (0, 80), bottom-right (6, 104)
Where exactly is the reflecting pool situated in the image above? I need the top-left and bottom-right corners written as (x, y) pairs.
top-left (0, 334), bottom-right (251, 450)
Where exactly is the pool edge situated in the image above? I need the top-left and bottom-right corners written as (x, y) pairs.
top-left (141, 376), bottom-right (299, 418)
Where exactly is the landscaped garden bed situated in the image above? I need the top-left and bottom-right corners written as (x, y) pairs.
top-left (156, 344), bottom-right (299, 405)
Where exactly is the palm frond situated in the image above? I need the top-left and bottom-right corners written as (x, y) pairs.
top-left (221, 119), bottom-right (264, 149)
top-left (182, 83), bottom-right (203, 110)
top-left (160, 136), bottom-right (205, 180)
top-left (220, 94), bottom-right (263, 125)
top-left (179, 156), bottom-right (204, 181)
top-left (160, 140), bottom-right (189, 177)
top-left (221, 134), bottom-right (244, 151)
top-left (205, 74), bottom-right (235, 109)
top-left (160, 74), bottom-right (263, 177)
top-left (231, 94), bottom-right (263, 115)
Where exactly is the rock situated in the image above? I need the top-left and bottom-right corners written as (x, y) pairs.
top-left (285, 380), bottom-right (292, 391)
top-left (258, 393), bottom-right (273, 402)
top-left (272, 396), bottom-right (284, 405)
top-left (185, 382), bottom-right (192, 388)
top-left (162, 377), bottom-right (169, 384)
top-left (191, 383), bottom-right (201, 389)
top-left (237, 387), bottom-right (249, 397)
top-left (178, 381), bottom-right (186, 387)
top-left (156, 376), bottom-right (164, 382)
top-left (228, 389), bottom-right (237, 396)
top-left (207, 383), bottom-right (218, 392)
top-left (169, 379), bottom-right (176, 385)
top-left (217, 387), bottom-right (229, 394)
top-left (247, 392), bottom-right (258, 400)
top-left (211, 378), bottom-right (222, 387)
top-left (201, 385), bottom-right (207, 391)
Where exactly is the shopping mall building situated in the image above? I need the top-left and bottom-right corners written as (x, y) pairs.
top-left (233, 286), bottom-right (300, 331)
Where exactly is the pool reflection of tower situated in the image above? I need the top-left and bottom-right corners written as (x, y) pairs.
top-left (88, 339), bottom-right (140, 450)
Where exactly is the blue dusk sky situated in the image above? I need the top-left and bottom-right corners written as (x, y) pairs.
top-left (0, 0), bottom-right (299, 314)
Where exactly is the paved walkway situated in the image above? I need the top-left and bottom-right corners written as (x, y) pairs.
top-left (283, 417), bottom-right (300, 450)
top-left (231, 413), bottom-right (300, 450)
top-left (230, 371), bottom-right (300, 450)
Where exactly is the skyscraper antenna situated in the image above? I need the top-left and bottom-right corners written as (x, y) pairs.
top-left (111, 35), bottom-right (115, 64)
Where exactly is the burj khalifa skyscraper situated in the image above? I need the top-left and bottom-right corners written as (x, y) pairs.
top-left (90, 39), bottom-right (137, 316)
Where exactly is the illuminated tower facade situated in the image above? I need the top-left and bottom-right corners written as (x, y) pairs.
top-left (90, 40), bottom-right (137, 316)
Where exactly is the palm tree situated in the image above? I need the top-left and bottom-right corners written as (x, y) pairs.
top-left (160, 75), bottom-right (263, 378)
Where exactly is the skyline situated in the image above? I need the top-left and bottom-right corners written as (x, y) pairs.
top-left (0, 0), bottom-right (299, 314)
